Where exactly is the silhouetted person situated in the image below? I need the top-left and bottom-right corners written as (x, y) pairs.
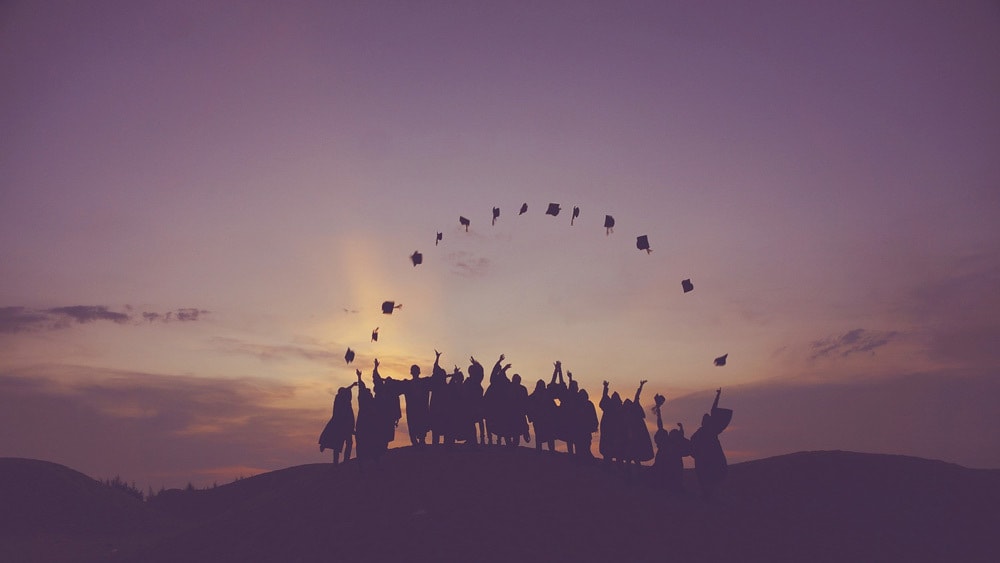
top-left (319, 381), bottom-right (357, 465)
top-left (556, 370), bottom-right (580, 454)
top-left (690, 388), bottom-right (733, 499)
top-left (572, 387), bottom-right (598, 460)
top-left (428, 351), bottom-right (449, 444)
top-left (354, 369), bottom-right (387, 468)
top-left (599, 382), bottom-right (626, 465)
top-left (403, 361), bottom-right (432, 445)
top-left (651, 394), bottom-right (690, 492)
top-left (510, 374), bottom-right (531, 446)
top-left (444, 366), bottom-right (473, 444)
top-left (372, 358), bottom-right (403, 447)
top-left (549, 361), bottom-right (572, 453)
top-left (465, 356), bottom-right (486, 444)
top-left (623, 380), bottom-right (654, 465)
top-left (484, 354), bottom-right (513, 445)
top-left (528, 379), bottom-right (556, 453)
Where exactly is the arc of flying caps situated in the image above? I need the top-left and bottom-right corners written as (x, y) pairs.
top-left (345, 347), bottom-right (355, 364)
top-left (381, 301), bottom-right (402, 314)
top-left (371, 328), bottom-right (379, 342)
top-left (636, 235), bottom-right (651, 254)
top-left (459, 216), bottom-right (470, 232)
top-left (435, 232), bottom-right (442, 246)
top-left (714, 354), bottom-right (728, 367)
top-left (545, 203), bottom-right (561, 216)
top-left (519, 203), bottom-right (528, 215)
top-left (492, 206), bottom-right (500, 226)
top-left (604, 215), bottom-right (615, 235)
top-left (410, 251), bottom-right (423, 267)
top-left (571, 206), bottom-right (580, 226)
top-left (681, 278), bottom-right (694, 293)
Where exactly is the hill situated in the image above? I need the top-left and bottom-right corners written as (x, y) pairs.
top-left (2, 448), bottom-right (998, 562)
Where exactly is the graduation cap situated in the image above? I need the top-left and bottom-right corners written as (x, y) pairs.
top-left (411, 251), bottom-right (423, 267)
top-left (546, 203), bottom-right (561, 216)
top-left (381, 301), bottom-right (402, 314)
top-left (571, 206), bottom-right (580, 226)
top-left (636, 235), bottom-right (651, 254)
top-left (682, 279), bottom-right (694, 293)
top-left (459, 216), bottom-right (470, 232)
top-left (436, 232), bottom-right (442, 246)
top-left (519, 203), bottom-right (528, 215)
top-left (345, 348), bottom-right (355, 364)
top-left (604, 215), bottom-right (615, 235)
top-left (714, 354), bottom-right (728, 367)
top-left (371, 327), bottom-right (379, 342)
top-left (492, 207), bottom-right (500, 226)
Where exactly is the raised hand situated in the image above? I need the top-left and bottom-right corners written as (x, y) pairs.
top-left (374, 358), bottom-right (380, 368)
top-left (639, 380), bottom-right (647, 387)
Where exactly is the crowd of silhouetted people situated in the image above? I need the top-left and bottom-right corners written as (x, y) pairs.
top-left (320, 352), bottom-right (732, 498)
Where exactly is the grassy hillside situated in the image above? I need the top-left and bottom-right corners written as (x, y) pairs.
top-left (2, 448), bottom-right (997, 562)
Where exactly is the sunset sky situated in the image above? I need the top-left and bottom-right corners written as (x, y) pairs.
top-left (2, 1), bottom-right (998, 490)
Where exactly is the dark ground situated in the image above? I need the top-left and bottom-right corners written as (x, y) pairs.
top-left (2, 447), bottom-right (997, 562)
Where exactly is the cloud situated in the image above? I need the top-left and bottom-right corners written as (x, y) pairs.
top-left (211, 337), bottom-right (343, 365)
top-left (0, 305), bottom-right (209, 333)
top-left (0, 366), bottom-right (326, 491)
top-left (447, 252), bottom-right (491, 278)
top-left (46, 305), bottom-right (130, 325)
top-left (0, 307), bottom-right (52, 333)
top-left (809, 329), bottom-right (899, 361)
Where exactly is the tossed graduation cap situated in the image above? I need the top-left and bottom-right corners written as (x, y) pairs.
top-left (381, 301), bottom-right (402, 314)
top-left (682, 279), bottom-right (694, 293)
top-left (714, 354), bottom-right (728, 367)
top-left (345, 348), bottom-right (355, 364)
top-left (571, 206), bottom-right (580, 226)
top-left (492, 207), bottom-right (500, 226)
top-left (546, 203), bottom-right (561, 216)
top-left (410, 251), bottom-right (423, 266)
top-left (604, 215), bottom-right (615, 235)
top-left (436, 232), bottom-right (443, 246)
top-left (459, 216), bottom-right (470, 232)
top-left (371, 327), bottom-right (379, 342)
top-left (636, 235), bottom-right (651, 253)
top-left (519, 203), bottom-right (528, 215)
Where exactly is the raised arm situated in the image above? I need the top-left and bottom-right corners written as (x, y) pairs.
top-left (490, 354), bottom-right (506, 380)
top-left (356, 369), bottom-right (365, 389)
top-left (433, 350), bottom-right (446, 378)
top-left (634, 380), bottom-right (647, 403)
top-left (712, 388), bottom-right (721, 411)
top-left (373, 358), bottom-right (383, 385)
top-left (551, 361), bottom-right (561, 385)
top-left (655, 405), bottom-right (664, 432)
top-left (602, 380), bottom-right (609, 401)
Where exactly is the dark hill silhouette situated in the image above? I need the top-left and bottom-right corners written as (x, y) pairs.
top-left (0, 457), bottom-right (164, 563)
top-left (2, 449), bottom-right (997, 562)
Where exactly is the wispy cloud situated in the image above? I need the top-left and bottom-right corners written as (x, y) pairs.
top-left (0, 305), bottom-right (209, 333)
top-left (210, 336), bottom-right (343, 364)
top-left (447, 252), bottom-right (491, 278)
top-left (809, 328), bottom-right (899, 361)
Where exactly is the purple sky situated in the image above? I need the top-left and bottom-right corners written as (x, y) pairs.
top-left (2, 1), bottom-right (999, 489)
